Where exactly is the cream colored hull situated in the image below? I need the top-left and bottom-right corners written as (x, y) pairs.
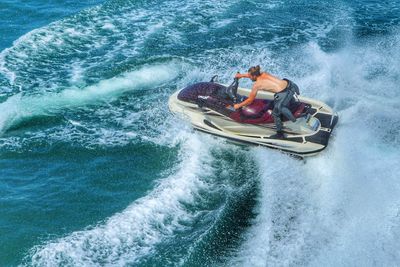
top-left (168, 85), bottom-right (338, 157)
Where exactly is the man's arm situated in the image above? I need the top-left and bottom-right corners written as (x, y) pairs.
top-left (233, 85), bottom-right (258, 109)
top-left (235, 72), bottom-right (251, 79)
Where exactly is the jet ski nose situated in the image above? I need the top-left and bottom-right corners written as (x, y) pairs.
top-left (177, 82), bottom-right (226, 103)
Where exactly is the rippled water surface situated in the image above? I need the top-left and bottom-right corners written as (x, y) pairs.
top-left (1, 0), bottom-right (400, 266)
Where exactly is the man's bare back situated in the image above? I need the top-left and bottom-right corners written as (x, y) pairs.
top-left (232, 65), bottom-right (300, 138)
top-left (233, 70), bottom-right (288, 110)
top-left (253, 72), bottom-right (288, 94)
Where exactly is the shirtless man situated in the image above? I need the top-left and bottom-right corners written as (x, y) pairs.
top-left (233, 65), bottom-right (300, 138)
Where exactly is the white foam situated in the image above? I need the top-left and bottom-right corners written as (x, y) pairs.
top-left (2, 0), bottom-right (399, 264)
top-left (302, 108), bottom-right (400, 266)
top-left (26, 133), bottom-right (214, 266)
top-left (0, 63), bottom-right (178, 134)
top-left (0, 0), bottom-right (242, 93)
top-left (231, 33), bottom-right (400, 266)
top-left (233, 134), bottom-right (399, 266)
top-left (231, 149), bottom-right (322, 266)
top-left (69, 62), bottom-right (85, 85)
top-left (101, 22), bottom-right (115, 30)
top-left (211, 18), bottom-right (236, 29)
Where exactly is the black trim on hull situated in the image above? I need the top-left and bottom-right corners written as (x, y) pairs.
top-left (238, 134), bottom-right (262, 139)
top-left (203, 119), bottom-right (221, 131)
top-left (305, 130), bottom-right (331, 146)
top-left (302, 114), bottom-right (338, 146)
top-left (331, 115), bottom-right (339, 129)
top-left (204, 118), bottom-right (307, 143)
top-left (309, 108), bottom-right (318, 115)
top-left (285, 136), bottom-right (304, 143)
top-left (314, 113), bottom-right (333, 128)
top-left (204, 113), bottom-right (310, 135)
top-left (193, 126), bottom-right (326, 157)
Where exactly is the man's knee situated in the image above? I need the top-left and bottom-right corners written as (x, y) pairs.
top-left (292, 83), bottom-right (300, 95)
top-left (273, 103), bottom-right (282, 115)
top-left (272, 104), bottom-right (282, 115)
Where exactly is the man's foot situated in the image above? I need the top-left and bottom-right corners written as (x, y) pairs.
top-left (270, 131), bottom-right (285, 139)
top-left (298, 113), bottom-right (311, 123)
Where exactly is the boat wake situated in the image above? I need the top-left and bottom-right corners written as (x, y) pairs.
top-left (0, 63), bottom-right (178, 135)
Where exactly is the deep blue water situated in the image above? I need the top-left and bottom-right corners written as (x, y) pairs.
top-left (1, 0), bottom-right (400, 266)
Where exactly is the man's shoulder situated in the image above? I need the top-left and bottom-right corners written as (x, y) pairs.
top-left (253, 82), bottom-right (263, 90)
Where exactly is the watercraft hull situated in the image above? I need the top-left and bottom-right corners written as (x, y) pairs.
top-left (169, 82), bottom-right (338, 157)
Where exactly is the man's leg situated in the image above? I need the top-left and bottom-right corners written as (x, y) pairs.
top-left (271, 105), bottom-right (285, 139)
top-left (278, 90), bottom-right (296, 122)
top-left (272, 105), bottom-right (283, 132)
top-left (272, 93), bottom-right (284, 138)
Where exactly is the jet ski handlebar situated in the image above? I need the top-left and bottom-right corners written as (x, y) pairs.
top-left (210, 75), bottom-right (218, 82)
top-left (226, 76), bottom-right (239, 103)
top-left (209, 73), bottom-right (240, 103)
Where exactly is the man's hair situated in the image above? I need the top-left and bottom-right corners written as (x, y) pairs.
top-left (248, 65), bottom-right (261, 77)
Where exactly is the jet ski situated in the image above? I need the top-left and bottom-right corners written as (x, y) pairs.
top-left (168, 76), bottom-right (338, 157)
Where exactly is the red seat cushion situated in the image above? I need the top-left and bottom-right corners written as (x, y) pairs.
top-left (229, 101), bottom-right (306, 125)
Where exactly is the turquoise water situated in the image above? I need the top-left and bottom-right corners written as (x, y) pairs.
top-left (1, 0), bottom-right (400, 266)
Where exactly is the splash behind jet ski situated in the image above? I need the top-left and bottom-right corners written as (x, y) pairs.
top-left (168, 76), bottom-right (338, 157)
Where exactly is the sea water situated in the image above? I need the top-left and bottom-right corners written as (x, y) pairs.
top-left (1, 0), bottom-right (400, 266)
